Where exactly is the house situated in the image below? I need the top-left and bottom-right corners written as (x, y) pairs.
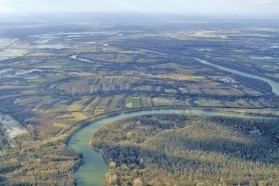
top-left (220, 76), bottom-right (236, 84)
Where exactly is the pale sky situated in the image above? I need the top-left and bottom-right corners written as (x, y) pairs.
top-left (0, 0), bottom-right (278, 15)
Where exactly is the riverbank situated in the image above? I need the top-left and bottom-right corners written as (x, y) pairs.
top-left (67, 107), bottom-right (278, 186)
top-left (65, 105), bottom-right (279, 144)
top-left (91, 113), bottom-right (279, 185)
top-left (195, 58), bottom-right (279, 96)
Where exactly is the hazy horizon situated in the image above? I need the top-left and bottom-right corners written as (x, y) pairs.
top-left (0, 0), bottom-right (279, 16)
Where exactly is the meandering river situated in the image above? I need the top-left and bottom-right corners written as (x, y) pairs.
top-left (195, 58), bottom-right (279, 96)
top-left (67, 57), bottom-right (279, 186)
top-left (67, 108), bottom-right (272, 186)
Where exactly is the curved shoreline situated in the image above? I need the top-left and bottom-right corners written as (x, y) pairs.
top-left (67, 107), bottom-right (277, 186)
top-left (195, 58), bottom-right (279, 96)
top-left (65, 105), bottom-right (277, 151)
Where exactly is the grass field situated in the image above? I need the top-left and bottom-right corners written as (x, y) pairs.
top-left (0, 16), bottom-right (278, 186)
top-left (126, 97), bottom-right (141, 108)
top-left (68, 98), bottom-right (90, 112)
top-left (156, 74), bottom-right (205, 81)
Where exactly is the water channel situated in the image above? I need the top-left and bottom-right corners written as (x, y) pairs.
top-left (68, 108), bottom-right (272, 186)
top-left (195, 58), bottom-right (279, 96)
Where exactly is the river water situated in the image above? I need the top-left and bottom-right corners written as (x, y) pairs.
top-left (68, 108), bottom-right (271, 186)
top-left (195, 58), bottom-right (279, 96)
top-left (68, 57), bottom-right (279, 186)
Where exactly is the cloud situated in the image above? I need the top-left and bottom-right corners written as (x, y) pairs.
top-left (258, 0), bottom-right (274, 4)
top-left (0, 4), bottom-right (18, 13)
top-left (0, 0), bottom-right (278, 15)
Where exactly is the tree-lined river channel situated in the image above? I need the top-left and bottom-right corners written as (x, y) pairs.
top-left (68, 108), bottom-right (274, 186)
top-left (195, 58), bottom-right (279, 96)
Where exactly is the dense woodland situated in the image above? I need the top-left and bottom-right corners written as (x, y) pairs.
top-left (1, 15), bottom-right (279, 186)
top-left (0, 124), bottom-right (9, 150)
top-left (0, 122), bottom-right (82, 185)
top-left (91, 114), bottom-right (279, 186)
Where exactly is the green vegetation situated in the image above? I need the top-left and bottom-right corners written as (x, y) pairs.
top-left (92, 114), bottom-right (279, 186)
top-left (0, 15), bottom-right (279, 185)
top-left (0, 142), bottom-right (80, 185)
top-left (126, 97), bottom-right (141, 108)
top-left (0, 124), bottom-right (9, 151)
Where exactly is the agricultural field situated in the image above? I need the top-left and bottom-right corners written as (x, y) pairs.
top-left (0, 15), bottom-right (279, 185)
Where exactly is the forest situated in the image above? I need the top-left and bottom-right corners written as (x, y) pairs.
top-left (1, 14), bottom-right (279, 185)
top-left (91, 114), bottom-right (279, 186)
